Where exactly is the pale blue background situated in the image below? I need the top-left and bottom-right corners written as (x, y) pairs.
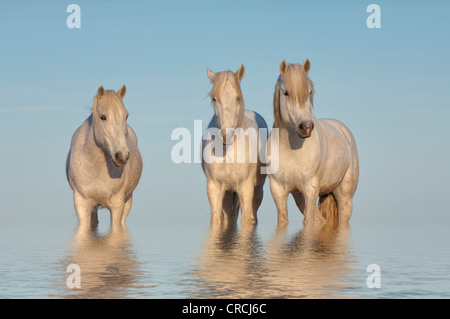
top-left (1, 0), bottom-right (449, 226)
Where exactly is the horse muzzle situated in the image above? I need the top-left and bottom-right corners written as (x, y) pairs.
top-left (220, 129), bottom-right (235, 145)
top-left (297, 121), bottom-right (314, 139)
top-left (113, 150), bottom-right (130, 167)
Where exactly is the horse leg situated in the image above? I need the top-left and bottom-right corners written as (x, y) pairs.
top-left (291, 190), bottom-right (305, 215)
top-left (269, 179), bottom-right (289, 226)
top-left (237, 180), bottom-right (256, 226)
top-left (333, 166), bottom-right (358, 224)
top-left (207, 180), bottom-right (225, 225)
top-left (222, 190), bottom-right (238, 225)
top-left (333, 181), bottom-right (356, 224)
top-left (335, 196), bottom-right (353, 224)
top-left (252, 184), bottom-right (264, 218)
top-left (91, 207), bottom-right (99, 228)
top-left (121, 195), bottom-right (133, 224)
top-left (73, 191), bottom-right (97, 229)
top-left (302, 182), bottom-right (325, 225)
top-left (109, 196), bottom-right (125, 229)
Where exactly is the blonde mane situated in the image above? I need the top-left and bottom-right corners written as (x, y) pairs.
top-left (209, 71), bottom-right (244, 103)
top-left (273, 63), bottom-right (314, 128)
top-left (93, 87), bottom-right (127, 116)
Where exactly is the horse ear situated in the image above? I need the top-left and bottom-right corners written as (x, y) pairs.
top-left (302, 59), bottom-right (311, 74)
top-left (279, 60), bottom-right (288, 75)
top-left (207, 68), bottom-right (215, 83)
top-left (97, 85), bottom-right (105, 100)
top-left (236, 64), bottom-right (245, 83)
top-left (117, 85), bottom-right (126, 99)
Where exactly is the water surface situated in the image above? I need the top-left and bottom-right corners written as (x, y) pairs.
top-left (1, 216), bottom-right (449, 299)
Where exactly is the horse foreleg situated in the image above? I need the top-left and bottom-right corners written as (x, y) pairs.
top-left (109, 197), bottom-right (125, 229)
top-left (73, 191), bottom-right (97, 229)
top-left (302, 183), bottom-right (325, 225)
top-left (207, 181), bottom-right (225, 225)
top-left (252, 184), bottom-right (264, 219)
top-left (270, 179), bottom-right (289, 226)
top-left (238, 180), bottom-right (256, 226)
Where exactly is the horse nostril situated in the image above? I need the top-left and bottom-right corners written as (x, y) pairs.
top-left (115, 151), bottom-right (130, 164)
top-left (299, 122), bottom-right (314, 131)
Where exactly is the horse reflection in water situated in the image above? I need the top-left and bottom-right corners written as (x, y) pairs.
top-left (264, 225), bottom-right (360, 298)
top-left (190, 224), bottom-right (266, 298)
top-left (56, 224), bottom-right (150, 299)
top-left (190, 224), bottom-right (359, 298)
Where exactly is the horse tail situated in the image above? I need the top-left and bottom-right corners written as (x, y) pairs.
top-left (319, 193), bottom-right (339, 225)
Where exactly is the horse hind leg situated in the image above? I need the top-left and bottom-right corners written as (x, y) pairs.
top-left (334, 195), bottom-right (353, 225)
top-left (332, 180), bottom-right (354, 225)
top-left (291, 190), bottom-right (305, 215)
top-left (121, 195), bottom-right (133, 224)
top-left (318, 193), bottom-right (339, 226)
top-left (222, 191), bottom-right (239, 225)
top-left (332, 157), bottom-right (359, 224)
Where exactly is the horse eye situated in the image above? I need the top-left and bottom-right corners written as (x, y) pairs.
top-left (212, 97), bottom-right (217, 102)
top-left (283, 90), bottom-right (289, 97)
top-left (126, 114), bottom-right (129, 120)
top-left (100, 115), bottom-right (107, 121)
top-left (236, 96), bottom-right (241, 102)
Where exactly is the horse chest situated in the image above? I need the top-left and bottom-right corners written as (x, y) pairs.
top-left (72, 155), bottom-right (128, 196)
top-left (205, 162), bottom-right (254, 187)
top-left (274, 148), bottom-right (321, 189)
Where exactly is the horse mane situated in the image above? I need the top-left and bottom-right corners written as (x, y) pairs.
top-left (273, 63), bottom-right (314, 128)
top-left (209, 71), bottom-right (244, 103)
top-left (92, 90), bottom-right (125, 115)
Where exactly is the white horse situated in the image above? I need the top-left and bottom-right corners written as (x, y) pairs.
top-left (268, 59), bottom-right (359, 226)
top-left (202, 65), bottom-right (267, 226)
top-left (66, 85), bottom-right (143, 228)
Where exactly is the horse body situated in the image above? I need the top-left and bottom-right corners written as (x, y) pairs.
top-left (66, 85), bottom-right (142, 228)
top-left (268, 60), bottom-right (358, 226)
top-left (202, 65), bottom-right (267, 226)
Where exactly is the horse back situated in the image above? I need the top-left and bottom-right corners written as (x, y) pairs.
top-left (244, 109), bottom-right (268, 131)
top-left (317, 118), bottom-right (358, 190)
top-left (66, 117), bottom-right (91, 183)
top-left (318, 118), bottom-right (356, 151)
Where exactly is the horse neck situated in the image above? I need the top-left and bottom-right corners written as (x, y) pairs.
top-left (236, 102), bottom-right (247, 129)
top-left (83, 115), bottom-right (108, 161)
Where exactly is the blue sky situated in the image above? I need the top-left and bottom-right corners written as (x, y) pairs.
top-left (0, 1), bottom-right (449, 225)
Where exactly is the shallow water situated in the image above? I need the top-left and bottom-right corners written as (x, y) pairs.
top-left (1, 215), bottom-right (449, 299)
